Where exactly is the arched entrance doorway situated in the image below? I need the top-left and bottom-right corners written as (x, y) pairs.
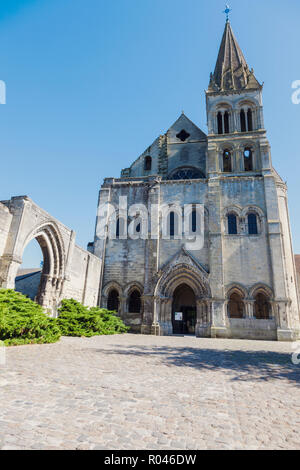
top-left (154, 254), bottom-right (212, 337)
top-left (172, 284), bottom-right (197, 335)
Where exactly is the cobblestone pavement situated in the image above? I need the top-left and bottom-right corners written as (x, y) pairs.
top-left (0, 335), bottom-right (299, 450)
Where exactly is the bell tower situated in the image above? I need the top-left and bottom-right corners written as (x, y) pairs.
top-left (205, 12), bottom-right (300, 341)
top-left (205, 18), bottom-right (269, 176)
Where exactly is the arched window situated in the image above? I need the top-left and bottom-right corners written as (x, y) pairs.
top-left (224, 111), bottom-right (230, 134)
top-left (228, 292), bottom-right (245, 318)
top-left (168, 211), bottom-right (181, 239)
top-left (240, 109), bottom-right (246, 132)
top-left (254, 293), bottom-right (271, 319)
top-left (169, 211), bottom-right (175, 238)
top-left (248, 213), bottom-right (258, 235)
top-left (244, 148), bottom-right (253, 171)
top-left (191, 209), bottom-right (197, 233)
top-left (217, 112), bottom-right (223, 134)
top-left (247, 108), bottom-right (253, 131)
top-left (128, 290), bottom-right (141, 313)
top-left (223, 150), bottom-right (232, 172)
top-left (107, 289), bottom-right (119, 312)
top-left (116, 217), bottom-right (126, 239)
top-left (228, 213), bottom-right (238, 235)
top-left (144, 156), bottom-right (152, 171)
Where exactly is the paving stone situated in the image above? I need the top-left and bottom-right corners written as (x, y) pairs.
top-left (0, 334), bottom-right (299, 450)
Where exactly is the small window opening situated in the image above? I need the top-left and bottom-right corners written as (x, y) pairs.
top-left (223, 149), bottom-right (232, 172)
top-left (228, 213), bottom-right (238, 235)
top-left (247, 108), bottom-right (253, 131)
top-left (217, 112), bottom-right (223, 134)
top-left (144, 156), bottom-right (152, 171)
top-left (240, 109), bottom-right (246, 132)
top-left (244, 148), bottom-right (253, 171)
top-left (228, 293), bottom-right (245, 318)
top-left (248, 213), bottom-right (258, 235)
top-left (176, 129), bottom-right (190, 142)
top-left (129, 290), bottom-right (141, 313)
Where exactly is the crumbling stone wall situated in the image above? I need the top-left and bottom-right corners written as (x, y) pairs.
top-left (0, 196), bottom-right (101, 315)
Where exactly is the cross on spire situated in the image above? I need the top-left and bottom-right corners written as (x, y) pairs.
top-left (223, 4), bottom-right (232, 22)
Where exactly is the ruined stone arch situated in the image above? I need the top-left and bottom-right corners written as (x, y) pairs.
top-left (0, 196), bottom-right (102, 315)
top-left (23, 222), bottom-right (65, 277)
top-left (20, 221), bottom-right (66, 313)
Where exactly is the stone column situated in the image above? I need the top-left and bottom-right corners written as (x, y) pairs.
top-left (144, 181), bottom-right (161, 335)
top-left (60, 230), bottom-right (76, 300)
top-left (196, 299), bottom-right (203, 323)
top-left (36, 274), bottom-right (55, 314)
top-left (141, 294), bottom-right (154, 335)
top-left (157, 298), bottom-right (172, 336)
top-left (233, 110), bottom-right (238, 132)
top-left (270, 301), bottom-right (277, 322)
top-left (0, 255), bottom-right (22, 289)
top-left (196, 299), bottom-right (211, 337)
top-left (119, 295), bottom-right (127, 321)
top-left (245, 300), bottom-right (255, 319)
top-left (210, 299), bottom-right (228, 338)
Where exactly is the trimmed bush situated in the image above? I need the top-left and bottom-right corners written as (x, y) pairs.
top-left (0, 289), bottom-right (61, 346)
top-left (57, 298), bottom-right (129, 337)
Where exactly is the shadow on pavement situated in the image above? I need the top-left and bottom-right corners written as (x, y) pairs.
top-left (93, 344), bottom-right (300, 385)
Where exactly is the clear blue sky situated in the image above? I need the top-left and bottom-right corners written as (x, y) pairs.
top-left (1, 0), bottom-right (300, 267)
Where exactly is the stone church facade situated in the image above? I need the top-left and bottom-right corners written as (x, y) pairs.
top-left (0, 21), bottom-right (299, 341)
top-left (92, 21), bottom-right (300, 341)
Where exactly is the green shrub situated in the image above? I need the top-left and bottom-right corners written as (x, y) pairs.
top-left (57, 298), bottom-right (129, 337)
top-left (0, 289), bottom-right (61, 346)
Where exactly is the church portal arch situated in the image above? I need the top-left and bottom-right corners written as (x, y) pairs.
top-left (154, 260), bottom-right (211, 336)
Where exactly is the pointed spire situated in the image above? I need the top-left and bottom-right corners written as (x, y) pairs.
top-left (208, 21), bottom-right (261, 92)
